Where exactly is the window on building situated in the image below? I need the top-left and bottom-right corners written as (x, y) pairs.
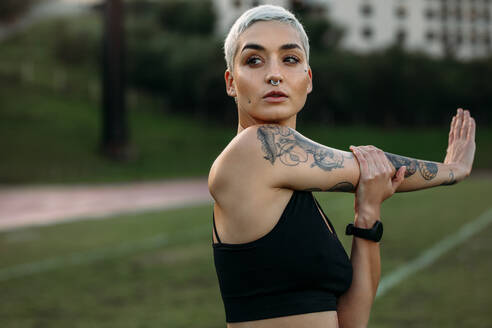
top-left (395, 6), bottom-right (407, 19)
top-left (425, 8), bottom-right (435, 19)
top-left (470, 8), bottom-right (478, 22)
top-left (470, 30), bottom-right (478, 45)
top-left (455, 6), bottom-right (463, 21)
top-left (361, 26), bottom-right (374, 40)
top-left (360, 4), bottom-right (373, 17)
top-left (484, 33), bottom-right (491, 46)
top-left (441, 5), bottom-right (448, 21)
top-left (484, 9), bottom-right (491, 23)
top-left (456, 32), bottom-right (463, 45)
top-left (396, 29), bottom-right (407, 45)
top-left (426, 30), bottom-right (436, 42)
top-left (441, 30), bottom-right (449, 44)
top-left (233, 0), bottom-right (241, 8)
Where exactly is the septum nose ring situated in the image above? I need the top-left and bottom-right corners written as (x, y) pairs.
top-left (270, 79), bottom-right (280, 86)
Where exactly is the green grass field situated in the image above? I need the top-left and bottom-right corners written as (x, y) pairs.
top-left (1, 177), bottom-right (491, 327)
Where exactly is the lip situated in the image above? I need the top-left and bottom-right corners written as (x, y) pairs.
top-left (263, 90), bottom-right (288, 103)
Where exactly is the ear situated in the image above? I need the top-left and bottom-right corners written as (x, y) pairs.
top-left (224, 70), bottom-right (237, 98)
top-left (306, 66), bottom-right (313, 94)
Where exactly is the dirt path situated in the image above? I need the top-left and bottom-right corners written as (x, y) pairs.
top-left (0, 178), bottom-right (211, 232)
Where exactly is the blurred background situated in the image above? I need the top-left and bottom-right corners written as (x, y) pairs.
top-left (0, 0), bottom-right (491, 327)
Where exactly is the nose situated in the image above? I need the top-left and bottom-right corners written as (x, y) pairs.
top-left (264, 60), bottom-right (283, 85)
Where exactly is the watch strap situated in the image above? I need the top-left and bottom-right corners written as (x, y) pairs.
top-left (345, 220), bottom-right (383, 242)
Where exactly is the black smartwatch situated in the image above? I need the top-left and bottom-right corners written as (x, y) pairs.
top-left (345, 221), bottom-right (383, 242)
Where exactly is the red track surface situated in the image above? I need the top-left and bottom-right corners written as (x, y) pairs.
top-left (0, 178), bottom-right (211, 231)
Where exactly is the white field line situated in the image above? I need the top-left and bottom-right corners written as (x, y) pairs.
top-left (376, 207), bottom-right (492, 299)
top-left (0, 234), bottom-right (168, 282)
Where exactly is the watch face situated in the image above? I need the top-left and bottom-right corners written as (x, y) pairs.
top-left (374, 221), bottom-right (383, 242)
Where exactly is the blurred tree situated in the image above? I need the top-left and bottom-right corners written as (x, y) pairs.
top-left (0, 0), bottom-right (34, 24)
top-left (102, 0), bottom-right (130, 160)
top-left (55, 24), bottom-right (100, 66)
top-left (158, 0), bottom-right (215, 35)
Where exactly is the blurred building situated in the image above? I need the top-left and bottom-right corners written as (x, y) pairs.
top-left (214, 0), bottom-right (492, 60)
top-left (214, 0), bottom-right (290, 34)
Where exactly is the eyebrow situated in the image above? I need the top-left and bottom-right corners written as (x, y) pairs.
top-left (280, 43), bottom-right (302, 51)
top-left (241, 43), bottom-right (264, 52)
top-left (241, 43), bottom-right (303, 53)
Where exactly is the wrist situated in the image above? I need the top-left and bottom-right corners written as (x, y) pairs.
top-left (446, 163), bottom-right (465, 182)
top-left (355, 207), bottom-right (380, 228)
top-left (354, 217), bottom-right (380, 229)
top-left (354, 206), bottom-right (380, 229)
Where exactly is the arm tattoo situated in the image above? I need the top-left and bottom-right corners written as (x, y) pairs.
top-left (384, 152), bottom-right (438, 181)
top-left (303, 182), bottom-right (355, 192)
top-left (441, 170), bottom-right (457, 186)
top-left (257, 125), bottom-right (345, 171)
top-left (328, 181), bottom-right (356, 192)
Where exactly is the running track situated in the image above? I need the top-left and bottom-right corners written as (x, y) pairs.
top-left (0, 178), bottom-right (211, 232)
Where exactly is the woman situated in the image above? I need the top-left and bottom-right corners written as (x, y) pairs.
top-left (209, 5), bottom-right (476, 328)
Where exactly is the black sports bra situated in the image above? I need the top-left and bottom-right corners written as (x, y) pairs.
top-left (212, 190), bottom-right (353, 323)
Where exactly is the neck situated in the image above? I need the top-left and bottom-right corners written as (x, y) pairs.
top-left (236, 114), bottom-right (297, 135)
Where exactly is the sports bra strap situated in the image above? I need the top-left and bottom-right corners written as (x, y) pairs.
top-left (312, 194), bottom-right (337, 236)
top-left (212, 211), bottom-right (222, 244)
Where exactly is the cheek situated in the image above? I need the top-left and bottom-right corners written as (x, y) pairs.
top-left (293, 74), bottom-right (311, 94)
top-left (235, 74), bottom-right (255, 95)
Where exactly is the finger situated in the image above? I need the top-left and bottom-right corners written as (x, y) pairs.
top-left (468, 117), bottom-right (476, 141)
top-left (392, 166), bottom-right (406, 190)
top-left (362, 146), bottom-right (379, 177)
top-left (448, 115), bottom-right (456, 145)
top-left (462, 110), bottom-right (470, 139)
top-left (379, 148), bottom-right (394, 176)
top-left (358, 147), bottom-right (375, 178)
top-left (455, 108), bottom-right (463, 138)
top-left (353, 147), bottom-right (369, 177)
top-left (358, 145), bottom-right (375, 152)
top-left (374, 148), bottom-right (391, 177)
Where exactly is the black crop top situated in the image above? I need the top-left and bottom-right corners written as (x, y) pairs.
top-left (212, 190), bottom-right (353, 323)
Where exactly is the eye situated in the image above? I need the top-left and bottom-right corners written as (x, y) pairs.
top-left (284, 56), bottom-right (300, 64)
top-left (246, 56), bottom-right (262, 65)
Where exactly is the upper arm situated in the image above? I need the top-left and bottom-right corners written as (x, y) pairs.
top-left (227, 124), bottom-right (360, 192)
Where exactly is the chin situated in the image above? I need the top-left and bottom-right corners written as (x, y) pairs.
top-left (255, 106), bottom-right (300, 123)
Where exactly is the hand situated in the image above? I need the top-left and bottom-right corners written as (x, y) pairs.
top-left (350, 145), bottom-right (407, 227)
top-left (444, 108), bottom-right (476, 182)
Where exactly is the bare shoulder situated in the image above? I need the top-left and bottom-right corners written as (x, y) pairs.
top-left (209, 124), bottom-right (359, 198)
top-left (208, 125), bottom-right (272, 205)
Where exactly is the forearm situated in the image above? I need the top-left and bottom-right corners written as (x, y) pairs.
top-left (318, 151), bottom-right (456, 194)
top-left (337, 213), bottom-right (381, 328)
top-left (384, 152), bottom-right (456, 192)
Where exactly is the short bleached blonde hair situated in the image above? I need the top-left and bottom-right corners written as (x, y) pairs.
top-left (224, 4), bottom-right (310, 72)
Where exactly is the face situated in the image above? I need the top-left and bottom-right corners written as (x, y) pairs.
top-left (225, 20), bottom-right (312, 125)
